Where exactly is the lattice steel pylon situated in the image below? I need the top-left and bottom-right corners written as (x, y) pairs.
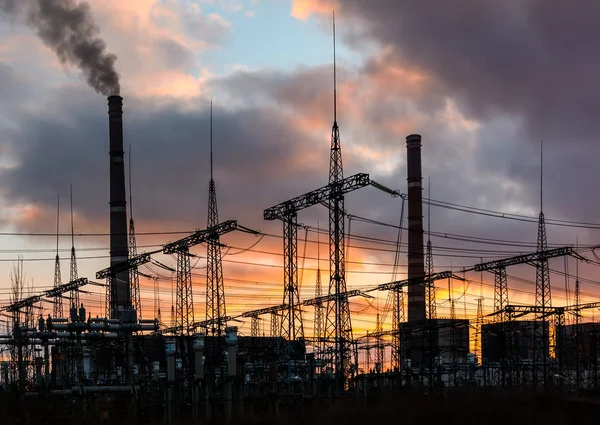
top-left (313, 226), bottom-right (324, 355)
top-left (69, 185), bottom-right (79, 307)
top-left (128, 145), bottom-right (141, 314)
top-left (271, 312), bottom-right (279, 337)
top-left (206, 102), bottom-right (227, 337)
top-left (250, 315), bottom-right (259, 337)
top-left (493, 267), bottom-right (508, 323)
top-left (324, 12), bottom-right (354, 392)
top-left (425, 178), bottom-right (436, 320)
top-left (475, 298), bottom-right (484, 362)
top-left (391, 289), bottom-right (404, 370)
top-left (206, 101), bottom-right (227, 396)
top-left (574, 263), bottom-right (582, 389)
top-left (281, 214), bottom-right (304, 340)
top-left (53, 195), bottom-right (63, 319)
top-left (176, 247), bottom-right (194, 334)
top-left (390, 198), bottom-right (405, 371)
top-left (534, 141), bottom-right (551, 389)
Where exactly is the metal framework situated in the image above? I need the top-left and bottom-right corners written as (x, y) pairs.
top-left (534, 210), bottom-right (551, 389)
top-left (175, 248), bottom-right (194, 334)
top-left (163, 220), bottom-right (244, 334)
top-left (472, 246), bottom-right (573, 271)
top-left (281, 215), bottom-right (304, 340)
top-left (53, 195), bottom-right (63, 319)
top-left (206, 181), bottom-right (227, 337)
top-left (270, 312), bottom-right (279, 338)
top-left (96, 252), bottom-right (154, 279)
top-left (313, 243), bottom-right (324, 356)
top-left (493, 267), bottom-right (509, 323)
top-left (2, 278), bottom-right (90, 313)
top-left (128, 219), bottom-right (141, 314)
top-left (69, 186), bottom-right (79, 308)
top-left (264, 174), bottom-right (370, 349)
top-left (390, 288), bottom-right (404, 370)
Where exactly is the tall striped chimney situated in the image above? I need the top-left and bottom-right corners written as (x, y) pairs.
top-left (108, 95), bottom-right (130, 316)
top-left (406, 134), bottom-right (425, 322)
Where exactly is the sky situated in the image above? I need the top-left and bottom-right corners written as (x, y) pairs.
top-left (1, 0), bottom-right (600, 360)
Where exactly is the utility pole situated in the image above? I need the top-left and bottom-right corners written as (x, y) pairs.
top-left (128, 144), bottom-right (142, 314)
top-left (53, 195), bottom-right (63, 319)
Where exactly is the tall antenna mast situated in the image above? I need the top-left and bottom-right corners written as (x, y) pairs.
top-left (70, 184), bottom-right (75, 249)
top-left (56, 194), bottom-right (60, 253)
top-left (69, 184), bottom-right (79, 306)
top-left (129, 144), bottom-right (133, 220)
top-left (53, 194), bottom-right (63, 318)
top-left (128, 144), bottom-right (141, 314)
top-left (427, 177), bottom-right (431, 239)
top-left (540, 140), bottom-right (543, 212)
top-left (333, 11), bottom-right (337, 124)
top-left (210, 99), bottom-right (214, 181)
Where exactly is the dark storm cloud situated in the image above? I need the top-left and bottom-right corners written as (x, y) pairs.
top-left (335, 0), bottom-right (600, 144)
top-left (0, 86), bottom-right (329, 233)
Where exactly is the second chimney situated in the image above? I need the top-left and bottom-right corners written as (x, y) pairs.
top-left (406, 134), bottom-right (425, 322)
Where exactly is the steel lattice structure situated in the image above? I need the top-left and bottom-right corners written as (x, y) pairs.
top-left (493, 267), bottom-right (508, 323)
top-left (390, 288), bottom-right (404, 370)
top-left (313, 250), bottom-right (324, 357)
top-left (128, 217), bottom-right (141, 314)
top-left (69, 185), bottom-right (79, 308)
top-left (281, 214), bottom-right (304, 340)
top-left (176, 247), bottom-right (194, 334)
top-left (534, 210), bottom-right (551, 389)
top-left (206, 179), bottom-right (227, 337)
top-left (270, 312), bottom-right (279, 337)
top-left (53, 195), bottom-right (63, 319)
top-left (425, 242), bottom-right (436, 320)
top-left (250, 315), bottom-right (259, 338)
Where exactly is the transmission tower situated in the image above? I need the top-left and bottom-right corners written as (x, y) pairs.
top-left (270, 312), bottom-right (279, 337)
top-left (176, 248), bottom-right (194, 333)
top-left (205, 101), bottom-right (227, 395)
top-left (280, 214), bottom-right (304, 340)
top-left (69, 185), bottom-right (79, 308)
top-left (475, 298), bottom-right (484, 362)
top-left (250, 315), bottom-right (259, 338)
top-left (206, 101), bottom-right (227, 336)
top-left (449, 275), bottom-right (456, 320)
top-left (493, 267), bottom-right (508, 322)
top-left (128, 145), bottom-right (142, 314)
top-left (574, 252), bottom-right (581, 389)
top-left (390, 199), bottom-right (405, 371)
top-left (324, 12), bottom-right (354, 391)
top-left (425, 178), bottom-right (436, 319)
top-left (534, 141), bottom-right (551, 389)
top-left (313, 225), bottom-right (324, 355)
top-left (53, 195), bottom-right (63, 319)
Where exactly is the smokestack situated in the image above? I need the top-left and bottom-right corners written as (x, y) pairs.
top-left (108, 95), bottom-right (130, 317)
top-left (406, 134), bottom-right (425, 322)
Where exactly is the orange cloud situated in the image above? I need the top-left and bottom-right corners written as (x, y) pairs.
top-left (291, 0), bottom-right (338, 21)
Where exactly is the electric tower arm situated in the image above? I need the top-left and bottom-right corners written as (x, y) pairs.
top-left (2, 278), bottom-right (92, 313)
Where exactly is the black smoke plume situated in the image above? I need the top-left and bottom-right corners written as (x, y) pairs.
top-left (0, 0), bottom-right (120, 96)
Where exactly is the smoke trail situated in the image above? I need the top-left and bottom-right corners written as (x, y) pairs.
top-left (0, 0), bottom-right (120, 95)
